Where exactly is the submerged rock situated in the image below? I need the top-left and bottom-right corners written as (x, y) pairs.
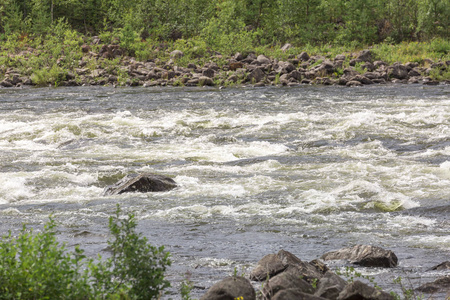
top-left (320, 245), bottom-right (398, 268)
top-left (102, 173), bottom-right (177, 196)
top-left (416, 276), bottom-right (450, 294)
top-left (428, 261), bottom-right (450, 271)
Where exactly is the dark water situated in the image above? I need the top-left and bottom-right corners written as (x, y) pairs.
top-left (0, 85), bottom-right (449, 298)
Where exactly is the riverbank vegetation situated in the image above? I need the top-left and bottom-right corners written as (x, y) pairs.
top-left (0, 0), bottom-right (449, 87)
top-left (1, 0), bottom-right (449, 46)
top-left (0, 205), bottom-right (170, 299)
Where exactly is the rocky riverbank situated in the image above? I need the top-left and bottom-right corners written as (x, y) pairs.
top-left (198, 245), bottom-right (449, 300)
top-left (1, 42), bottom-right (449, 88)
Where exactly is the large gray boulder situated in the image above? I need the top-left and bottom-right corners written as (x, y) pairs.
top-left (250, 250), bottom-right (324, 283)
top-left (257, 54), bottom-right (271, 65)
top-left (102, 173), bottom-right (177, 196)
top-left (388, 63), bottom-right (409, 80)
top-left (277, 250), bottom-right (324, 283)
top-left (198, 76), bottom-right (214, 86)
top-left (337, 281), bottom-right (394, 300)
top-left (320, 245), bottom-right (398, 268)
top-left (250, 254), bottom-right (286, 281)
top-left (200, 276), bottom-right (255, 300)
top-left (314, 271), bottom-right (348, 299)
top-left (357, 50), bottom-right (372, 62)
top-left (248, 68), bottom-right (265, 83)
top-left (263, 269), bottom-right (315, 299)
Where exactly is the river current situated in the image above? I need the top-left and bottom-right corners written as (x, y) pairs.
top-left (0, 85), bottom-right (449, 298)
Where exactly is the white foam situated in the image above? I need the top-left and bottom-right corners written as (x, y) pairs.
top-left (403, 235), bottom-right (450, 251)
top-left (1, 208), bottom-right (24, 215)
top-left (0, 175), bottom-right (35, 203)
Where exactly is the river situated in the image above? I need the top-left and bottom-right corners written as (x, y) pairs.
top-left (0, 85), bottom-right (449, 298)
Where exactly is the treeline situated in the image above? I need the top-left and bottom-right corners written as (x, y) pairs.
top-left (1, 0), bottom-right (449, 48)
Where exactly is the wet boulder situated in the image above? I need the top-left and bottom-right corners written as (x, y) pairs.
top-left (277, 250), bottom-right (325, 282)
top-left (320, 245), bottom-right (398, 268)
top-left (263, 269), bottom-right (315, 299)
top-left (346, 80), bottom-right (363, 87)
top-left (0, 79), bottom-right (14, 87)
top-left (337, 281), bottom-right (394, 300)
top-left (428, 261), bottom-right (450, 271)
top-left (102, 173), bottom-right (177, 196)
top-left (250, 254), bottom-right (286, 281)
top-left (314, 271), bottom-right (348, 299)
top-left (200, 276), bottom-right (255, 300)
top-left (250, 250), bottom-right (324, 283)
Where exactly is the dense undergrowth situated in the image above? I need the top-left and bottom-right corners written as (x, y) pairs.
top-left (0, 0), bottom-right (449, 86)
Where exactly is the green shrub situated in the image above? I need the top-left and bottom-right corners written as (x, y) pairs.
top-left (0, 220), bottom-right (92, 299)
top-left (92, 205), bottom-right (171, 299)
top-left (0, 205), bottom-right (171, 299)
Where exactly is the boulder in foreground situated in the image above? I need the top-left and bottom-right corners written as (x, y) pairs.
top-left (200, 276), bottom-right (255, 300)
top-left (250, 249), bottom-right (324, 282)
top-left (102, 173), bottom-right (177, 196)
top-left (320, 245), bottom-right (398, 268)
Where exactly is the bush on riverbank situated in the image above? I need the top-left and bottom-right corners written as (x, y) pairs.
top-left (0, 205), bottom-right (170, 299)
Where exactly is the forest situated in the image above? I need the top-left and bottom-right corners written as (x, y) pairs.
top-left (1, 0), bottom-right (449, 48)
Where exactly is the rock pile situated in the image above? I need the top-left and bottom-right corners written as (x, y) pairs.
top-left (1, 46), bottom-right (449, 88)
top-left (199, 245), bottom-right (449, 300)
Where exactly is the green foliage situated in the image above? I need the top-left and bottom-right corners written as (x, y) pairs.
top-left (1, 0), bottom-right (450, 51)
top-left (92, 205), bottom-right (171, 298)
top-left (371, 39), bottom-right (450, 64)
top-left (0, 205), bottom-right (171, 299)
top-left (0, 219), bottom-right (92, 299)
top-left (180, 271), bottom-right (194, 300)
top-left (336, 266), bottom-right (380, 288)
top-left (31, 64), bottom-right (67, 86)
top-left (336, 266), bottom-right (426, 300)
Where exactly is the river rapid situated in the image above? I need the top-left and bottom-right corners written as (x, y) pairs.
top-left (0, 85), bottom-right (449, 298)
